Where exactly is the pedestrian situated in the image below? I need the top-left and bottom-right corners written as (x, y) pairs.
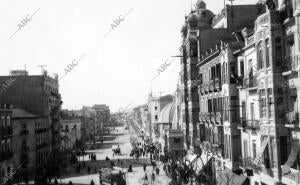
top-left (143, 164), bottom-right (147, 172)
top-left (155, 166), bottom-right (160, 175)
top-left (54, 178), bottom-right (58, 185)
top-left (151, 172), bottom-right (155, 182)
top-left (90, 180), bottom-right (95, 185)
top-left (87, 166), bottom-right (91, 174)
top-left (68, 181), bottom-right (73, 185)
top-left (128, 164), bottom-right (133, 172)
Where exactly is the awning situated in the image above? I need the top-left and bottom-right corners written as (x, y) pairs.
top-left (282, 141), bottom-right (300, 175)
top-left (216, 168), bottom-right (247, 185)
top-left (253, 137), bottom-right (269, 165)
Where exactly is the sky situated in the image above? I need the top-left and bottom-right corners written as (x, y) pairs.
top-left (0, 0), bottom-right (257, 112)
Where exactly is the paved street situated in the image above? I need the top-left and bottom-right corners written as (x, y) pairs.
top-left (60, 125), bottom-right (171, 185)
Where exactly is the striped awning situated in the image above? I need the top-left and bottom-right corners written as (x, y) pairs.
top-left (253, 137), bottom-right (269, 165)
top-left (282, 141), bottom-right (300, 175)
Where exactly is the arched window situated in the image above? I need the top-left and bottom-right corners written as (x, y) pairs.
top-left (222, 63), bottom-right (225, 84)
top-left (257, 41), bottom-right (263, 69)
top-left (265, 39), bottom-right (270, 67)
top-left (6, 116), bottom-right (10, 127)
top-left (1, 116), bottom-right (4, 127)
top-left (275, 37), bottom-right (282, 66)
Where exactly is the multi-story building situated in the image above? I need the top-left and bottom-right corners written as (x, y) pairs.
top-left (60, 110), bottom-right (82, 151)
top-left (81, 106), bottom-right (97, 144)
top-left (147, 94), bottom-right (173, 140)
top-left (0, 104), bottom-right (13, 182)
top-left (12, 108), bottom-right (49, 175)
top-left (233, 1), bottom-right (300, 184)
top-left (180, 0), bottom-right (265, 154)
top-left (176, 0), bottom-right (267, 184)
top-left (0, 70), bottom-right (62, 150)
top-left (198, 41), bottom-right (245, 181)
top-left (235, 28), bottom-right (263, 184)
top-left (92, 104), bottom-right (110, 141)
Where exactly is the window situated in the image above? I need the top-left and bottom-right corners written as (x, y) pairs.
top-left (257, 41), bottom-right (264, 69)
top-left (154, 106), bottom-right (157, 111)
top-left (244, 140), bottom-right (249, 158)
top-left (267, 88), bottom-right (274, 117)
top-left (260, 89), bottom-right (267, 118)
top-left (208, 99), bottom-right (212, 113)
top-left (155, 115), bottom-right (158, 121)
top-left (6, 116), bottom-right (10, 127)
top-left (190, 42), bottom-right (198, 57)
top-left (250, 103), bottom-right (255, 121)
top-left (252, 140), bottom-right (257, 158)
top-left (199, 73), bottom-right (203, 85)
top-left (239, 60), bottom-right (244, 76)
top-left (241, 102), bottom-right (246, 119)
top-left (174, 138), bottom-right (180, 143)
top-left (222, 63), bottom-right (225, 84)
top-left (211, 66), bottom-right (215, 80)
top-left (216, 64), bottom-right (221, 79)
top-left (265, 39), bottom-right (270, 67)
top-left (275, 37), bottom-right (282, 66)
top-left (1, 116), bottom-right (4, 127)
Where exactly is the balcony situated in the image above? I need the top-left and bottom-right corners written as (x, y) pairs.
top-left (1, 127), bottom-right (13, 137)
top-left (19, 129), bottom-right (29, 135)
top-left (214, 78), bottom-right (220, 91)
top-left (282, 55), bottom-right (299, 76)
top-left (200, 84), bottom-right (205, 94)
top-left (238, 118), bottom-right (259, 130)
top-left (209, 80), bottom-right (214, 91)
top-left (285, 111), bottom-right (299, 127)
top-left (205, 113), bottom-right (211, 122)
top-left (216, 112), bottom-right (222, 123)
top-left (199, 112), bottom-right (205, 122)
top-left (0, 150), bottom-right (13, 161)
top-left (210, 112), bottom-right (216, 122)
top-left (243, 76), bottom-right (258, 89)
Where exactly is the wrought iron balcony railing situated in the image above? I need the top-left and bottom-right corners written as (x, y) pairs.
top-left (243, 76), bottom-right (258, 89)
top-left (239, 118), bottom-right (260, 130)
top-left (282, 55), bottom-right (299, 74)
top-left (285, 111), bottom-right (299, 125)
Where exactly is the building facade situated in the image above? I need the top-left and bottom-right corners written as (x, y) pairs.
top-left (60, 110), bottom-right (82, 151)
top-left (0, 104), bottom-right (13, 183)
top-left (0, 70), bottom-right (62, 150)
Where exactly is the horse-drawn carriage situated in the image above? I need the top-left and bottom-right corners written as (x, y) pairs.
top-left (112, 145), bottom-right (121, 156)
